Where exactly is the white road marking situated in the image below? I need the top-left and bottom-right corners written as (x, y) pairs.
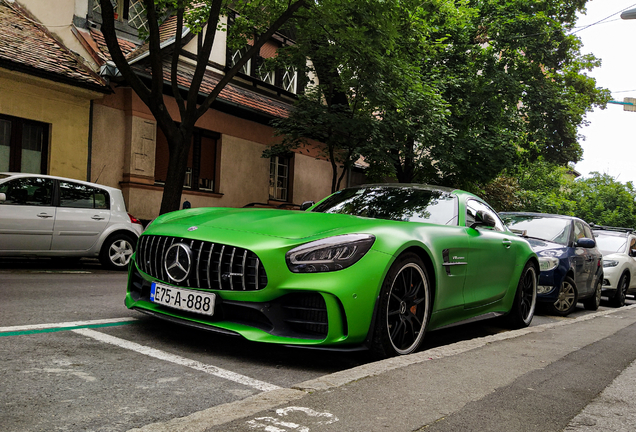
top-left (0, 317), bottom-right (137, 333)
top-left (73, 328), bottom-right (281, 392)
top-left (247, 407), bottom-right (338, 431)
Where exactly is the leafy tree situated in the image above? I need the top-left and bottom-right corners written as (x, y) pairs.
top-left (568, 173), bottom-right (636, 228)
top-left (269, 0), bottom-right (452, 191)
top-left (272, 0), bottom-right (609, 190)
top-left (98, 0), bottom-right (307, 214)
top-left (476, 159), bottom-right (576, 213)
top-left (418, 0), bottom-right (609, 189)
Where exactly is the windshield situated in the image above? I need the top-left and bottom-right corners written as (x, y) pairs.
top-left (312, 186), bottom-right (458, 225)
top-left (594, 234), bottom-right (627, 255)
top-left (500, 215), bottom-right (571, 246)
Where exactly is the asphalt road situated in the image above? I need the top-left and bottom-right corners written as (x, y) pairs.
top-left (0, 257), bottom-right (631, 431)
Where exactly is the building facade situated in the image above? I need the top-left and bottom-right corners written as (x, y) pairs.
top-left (1, 0), bottom-right (345, 222)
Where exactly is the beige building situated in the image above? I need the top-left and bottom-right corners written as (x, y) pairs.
top-left (2, 0), bottom-right (347, 222)
top-left (0, 0), bottom-right (109, 181)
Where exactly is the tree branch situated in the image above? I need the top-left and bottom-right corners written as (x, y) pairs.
top-left (98, 0), bottom-right (151, 105)
top-left (171, 4), bottom-right (186, 115)
top-left (194, 0), bottom-right (308, 120)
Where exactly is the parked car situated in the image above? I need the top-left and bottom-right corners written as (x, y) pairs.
top-left (0, 173), bottom-right (143, 270)
top-left (127, 184), bottom-right (538, 357)
top-left (592, 225), bottom-right (636, 307)
top-left (499, 212), bottom-right (603, 316)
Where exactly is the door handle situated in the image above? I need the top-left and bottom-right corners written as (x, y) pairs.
top-left (37, 213), bottom-right (53, 219)
top-left (91, 216), bottom-right (105, 220)
top-left (502, 239), bottom-right (512, 248)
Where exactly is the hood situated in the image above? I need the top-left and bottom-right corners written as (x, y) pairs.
top-left (150, 207), bottom-right (383, 240)
top-left (524, 237), bottom-right (569, 256)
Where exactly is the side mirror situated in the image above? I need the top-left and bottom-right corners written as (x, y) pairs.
top-left (0, 192), bottom-right (5, 202)
top-left (630, 249), bottom-right (636, 257)
top-left (471, 210), bottom-right (497, 229)
top-left (576, 238), bottom-right (596, 248)
top-left (300, 201), bottom-right (315, 211)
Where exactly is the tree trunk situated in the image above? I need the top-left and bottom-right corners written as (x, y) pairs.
top-left (159, 130), bottom-right (192, 214)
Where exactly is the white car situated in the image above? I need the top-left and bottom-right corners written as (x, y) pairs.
top-left (593, 226), bottom-right (636, 307)
top-left (0, 173), bottom-right (143, 270)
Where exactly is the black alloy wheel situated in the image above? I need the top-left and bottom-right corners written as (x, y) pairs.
top-left (505, 263), bottom-right (537, 328)
top-left (372, 253), bottom-right (431, 357)
top-left (546, 276), bottom-right (578, 316)
top-left (583, 278), bottom-right (602, 311)
top-left (609, 273), bottom-right (629, 308)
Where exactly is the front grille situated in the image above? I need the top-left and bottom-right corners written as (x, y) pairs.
top-left (136, 235), bottom-right (267, 290)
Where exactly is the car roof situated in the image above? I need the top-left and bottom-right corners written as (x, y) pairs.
top-left (0, 172), bottom-right (121, 193)
top-left (592, 226), bottom-right (634, 237)
top-left (353, 183), bottom-right (468, 195)
top-left (499, 211), bottom-right (583, 222)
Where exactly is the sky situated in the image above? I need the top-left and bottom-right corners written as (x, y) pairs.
top-left (574, 1), bottom-right (636, 184)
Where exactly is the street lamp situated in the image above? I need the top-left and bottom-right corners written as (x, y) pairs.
top-left (621, 8), bottom-right (636, 20)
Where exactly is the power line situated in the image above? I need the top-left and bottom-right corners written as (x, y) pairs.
top-left (569, 3), bottom-right (636, 35)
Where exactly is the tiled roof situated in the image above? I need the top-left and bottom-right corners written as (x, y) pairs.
top-left (0, 0), bottom-right (107, 90)
top-left (89, 28), bottom-right (139, 63)
top-left (135, 60), bottom-right (292, 119)
top-left (85, 21), bottom-right (292, 119)
top-left (124, 16), bottom-right (187, 63)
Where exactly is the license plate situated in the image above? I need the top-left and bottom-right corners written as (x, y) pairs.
top-left (150, 282), bottom-right (216, 316)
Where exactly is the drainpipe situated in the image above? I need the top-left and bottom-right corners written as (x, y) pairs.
top-left (87, 99), bottom-right (93, 182)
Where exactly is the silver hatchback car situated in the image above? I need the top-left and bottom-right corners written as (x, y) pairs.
top-left (0, 173), bottom-right (143, 270)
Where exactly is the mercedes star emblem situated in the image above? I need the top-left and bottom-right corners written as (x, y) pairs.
top-left (164, 243), bottom-right (192, 282)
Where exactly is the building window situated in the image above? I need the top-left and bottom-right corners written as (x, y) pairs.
top-left (230, 47), bottom-right (252, 75)
top-left (0, 114), bottom-right (49, 174)
top-left (257, 63), bottom-right (275, 85)
top-left (154, 127), bottom-right (219, 192)
top-left (269, 155), bottom-right (291, 201)
top-left (281, 67), bottom-right (297, 93)
top-left (92, 0), bottom-right (148, 31)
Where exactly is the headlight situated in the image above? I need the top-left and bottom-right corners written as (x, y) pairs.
top-left (603, 260), bottom-right (619, 268)
top-left (538, 256), bottom-right (559, 271)
top-left (286, 234), bottom-right (375, 273)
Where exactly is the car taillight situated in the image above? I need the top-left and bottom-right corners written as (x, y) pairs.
top-left (128, 213), bottom-right (142, 225)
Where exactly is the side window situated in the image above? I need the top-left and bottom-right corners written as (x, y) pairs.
top-left (59, 181), bottom-right (110, 209)
top-left (583, 224), bottom-right (594, 240)
top-left (466, 199), bottom-right (505, 232)
top-left (573, 221), bottom-right (586, 241)
top-left (0, 177), bottom-right (53, 206)
top-left (269, 155), bottom-right (292, 202)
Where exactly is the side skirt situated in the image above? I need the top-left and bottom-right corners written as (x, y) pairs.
top-left (430, 312), bottom-right (504, 332)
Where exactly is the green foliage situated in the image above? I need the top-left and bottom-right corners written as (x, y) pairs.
top-left (272, 0), bottom-right (609, 191)
top-left (568, 173), bottom-right (636, 228)
top-left (479, 164), bottom-right (636, 229)
top-left (475, 160), bottom-right (576, 213)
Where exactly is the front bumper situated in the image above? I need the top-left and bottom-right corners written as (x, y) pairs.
top-left (125, 248), bottom-right (391, 348)
top-left (535, 268), bottom-right (563, 303)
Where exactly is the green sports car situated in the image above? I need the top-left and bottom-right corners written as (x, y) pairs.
top-left (126, 184), bottom-right (538, 357)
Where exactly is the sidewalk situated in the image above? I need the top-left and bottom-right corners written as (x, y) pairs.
top-left (130, 304), bottom-right (636, 432)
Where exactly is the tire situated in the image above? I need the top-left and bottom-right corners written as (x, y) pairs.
top-left (609, 273), bottom-right (628, 308)
top-left (545, 276), bottom-right (578, 316)
top-left (583, 277), bottom-right (602, 311)
top-left (371, 253), bottom-right (431, 358)
top-left (504, 262), bottom-right (537, 328)
top-left (99, 233), bottom-right (137, 271)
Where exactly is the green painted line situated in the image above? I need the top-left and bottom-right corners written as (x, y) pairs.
top-left (0, 320), bottom-right (138, 337)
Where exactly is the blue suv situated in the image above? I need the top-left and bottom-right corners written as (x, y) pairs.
top-left (500, 213), bottom-right (603, 316)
